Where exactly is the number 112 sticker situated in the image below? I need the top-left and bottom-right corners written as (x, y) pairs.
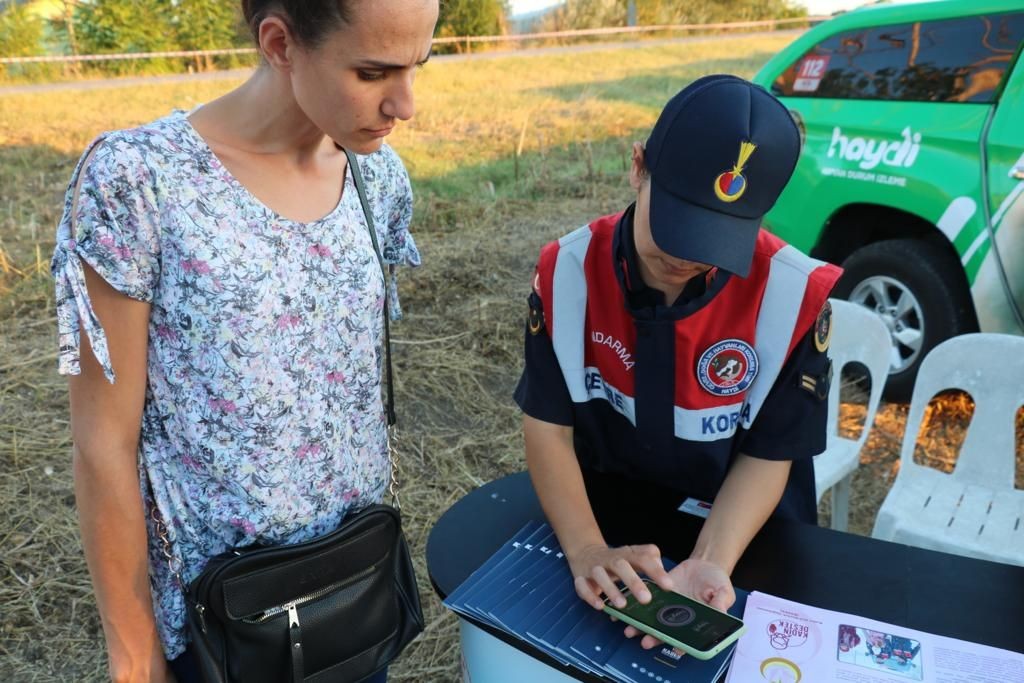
top-left (794, 55), bottom-right (830, 92)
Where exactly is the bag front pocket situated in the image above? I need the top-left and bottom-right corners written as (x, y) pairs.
top-left (223, 563), bottom-right (400, 682)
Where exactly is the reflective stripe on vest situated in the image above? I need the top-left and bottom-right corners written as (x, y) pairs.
top-left (739, 245), bottom-right (815, 427)
top-left (551, 225), bottom-right (593, 403)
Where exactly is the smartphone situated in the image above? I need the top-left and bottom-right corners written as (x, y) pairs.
top-left (602, 579), bottom-right (746, 660)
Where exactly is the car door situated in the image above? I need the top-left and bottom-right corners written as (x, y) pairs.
top-left (763, 10), bottom-right (1022, 398)
top-left (765, 15), bottom-right (994, 257)
top-left (976, 34), bottom-right (1024, 335)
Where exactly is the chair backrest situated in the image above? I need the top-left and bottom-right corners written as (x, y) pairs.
top-left (900, 333), bottom-right (1024, 488)
top-left (827, 299), bottom-right (892, 450)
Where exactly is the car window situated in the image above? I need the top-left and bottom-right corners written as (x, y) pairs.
top-left (772, 12), bottom-right (1024, 103)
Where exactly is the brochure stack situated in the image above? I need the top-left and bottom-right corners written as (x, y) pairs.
top-left (443, 521), bottom-right (745, 683)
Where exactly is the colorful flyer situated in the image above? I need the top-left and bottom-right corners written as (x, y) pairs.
top-left (726, 592), bottom-right (1024, 683)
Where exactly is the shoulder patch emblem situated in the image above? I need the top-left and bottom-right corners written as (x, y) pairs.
top-left (697, 339), bottom-right (759, 396)
top-left (814, 301), bottom-right (833, 353)
top-left (528, 304), bottom-right (544, 335)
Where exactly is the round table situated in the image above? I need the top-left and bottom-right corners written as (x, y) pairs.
top-left (427, 471), bottom-right (1024, 681)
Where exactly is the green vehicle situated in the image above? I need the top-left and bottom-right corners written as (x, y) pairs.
top-left (753, 0), bottom-right (1024, 400)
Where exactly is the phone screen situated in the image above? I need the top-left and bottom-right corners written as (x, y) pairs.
top-left (611, 580), bottom-right (744, 652)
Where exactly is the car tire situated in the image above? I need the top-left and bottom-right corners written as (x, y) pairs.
top-left (832, 238), bottom-right (976, 402)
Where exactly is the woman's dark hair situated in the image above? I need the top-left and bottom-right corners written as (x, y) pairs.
top-left (242, 0), bottom-right (353, 48)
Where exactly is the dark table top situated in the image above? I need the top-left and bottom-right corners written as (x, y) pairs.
top-left (426, 470), bottom-right (1024, 680)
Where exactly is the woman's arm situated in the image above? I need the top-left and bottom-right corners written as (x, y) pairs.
top-left (671, 454), bottom-right (790, 609)
top-left (626, 454), bottom-right (790, 650)
top-left (523, 415), bottom-right (673, 609)
top-left (690, 454), bottom-right (791, 579)
top-left (523, 415), bottom-right (601, 560)
top-left (70, 264), bottom-right (171, 682)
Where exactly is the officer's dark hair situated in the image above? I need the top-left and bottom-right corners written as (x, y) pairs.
top-left (242, 0), bottom-right (354, 49)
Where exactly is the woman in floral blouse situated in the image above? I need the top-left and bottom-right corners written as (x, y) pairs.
top-left (51, 1), bottom-right (438, 681)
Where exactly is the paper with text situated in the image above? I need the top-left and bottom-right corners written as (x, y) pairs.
top-left (725, 592), bottom-right (1023, 683)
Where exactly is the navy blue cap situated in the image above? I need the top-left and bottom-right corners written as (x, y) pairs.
top-left (644, 74), bottom-right (801, 277)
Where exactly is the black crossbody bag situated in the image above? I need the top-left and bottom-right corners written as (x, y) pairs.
top-left (172, 150), bottom-right (424, 683)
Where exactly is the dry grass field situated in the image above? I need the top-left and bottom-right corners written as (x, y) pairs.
top-left (1, 34), bottom-right (1021, 681)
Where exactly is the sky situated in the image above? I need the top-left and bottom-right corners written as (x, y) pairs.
top-left (507, 0), bottom-right (875, 19)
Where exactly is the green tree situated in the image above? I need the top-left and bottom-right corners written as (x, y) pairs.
top-left (172, 0), bottom-right (244, 71)
top-left (0, 2), bottom-right (44, 57)
top-left (545, 0), bottom-right (625, 31)
top-left (60, 0), bottom-right (82, 56)
top-left (638, 0), bottom-right (805, 24)
top-left (74, 0), bottom-right (177, 73)
top-left (545, 0), bottom-right (805, 30)
top-left (436, 0), bottom-right (506, 43)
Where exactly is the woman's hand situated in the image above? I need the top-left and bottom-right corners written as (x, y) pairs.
top-left (622, 557), bottom-right (734, 651)
top-left (665, 557), bottom-right (734, 611)
top-left (567, 543), bottom-right (676, 610)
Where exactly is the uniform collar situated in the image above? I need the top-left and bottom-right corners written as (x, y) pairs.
top-left (612, 203), bottom-right (729, 315)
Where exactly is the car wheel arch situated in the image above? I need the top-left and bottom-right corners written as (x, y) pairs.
top-left (805, 204), bottom-right (985, 400)
top-left (811, 203), bottom-right (934, 262)
top-left (811, 203), bottom-right (978, 321)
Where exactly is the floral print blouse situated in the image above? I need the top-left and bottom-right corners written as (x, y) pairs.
top-left (51, 110), bottom-right (420, 658)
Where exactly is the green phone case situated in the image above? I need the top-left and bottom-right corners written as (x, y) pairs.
top-left (602, 582), bottom-right (746, 660)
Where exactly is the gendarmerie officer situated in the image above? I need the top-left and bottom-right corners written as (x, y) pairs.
top-left (515, 75), bottom-right (841, 646)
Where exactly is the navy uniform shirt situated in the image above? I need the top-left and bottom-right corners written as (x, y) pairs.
top-left (515, 209), bottom-right (831, 524)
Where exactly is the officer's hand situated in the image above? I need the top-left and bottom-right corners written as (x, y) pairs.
top-left (623, 557), bottom-right (734, 651)
top-left (567, 544), bottom-right (675, 611)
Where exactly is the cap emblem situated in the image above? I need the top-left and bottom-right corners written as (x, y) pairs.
top-left (714, 141), bottom-right (757, 203)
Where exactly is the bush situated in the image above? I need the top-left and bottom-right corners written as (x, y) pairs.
top-left (172, 0), bottom-right (245, 71)
top-left (544, 0), bottom-right (625, 31)
top-left (637, 0), bottom-right (806, 24)
top-left (74, 0), bottom-right (178, 75)
top-left (435, 0), bottom-right (506, 51)
top-left (0, 2), bottom-right (43, 56)
top-left (0, 2), bottom-right (45, 80)
top-left (544, 0), bottom-right (806, 31)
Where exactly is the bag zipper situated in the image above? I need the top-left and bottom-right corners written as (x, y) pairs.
top-left (196, 603), bottom-right (208, 633)
top-left (239, 564), bottom-right (376, 624)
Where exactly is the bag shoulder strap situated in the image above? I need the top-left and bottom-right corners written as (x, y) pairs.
top-left (344, 149), bottom-right (397, 428)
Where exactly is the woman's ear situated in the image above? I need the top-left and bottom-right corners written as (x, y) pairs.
top-left (257, 15), bottom-right (296, 71)
top-left (629, 141), bottom-right (648, 191)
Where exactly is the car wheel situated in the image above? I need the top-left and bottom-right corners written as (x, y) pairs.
top-left (832, 238), bottom-right (976, 402)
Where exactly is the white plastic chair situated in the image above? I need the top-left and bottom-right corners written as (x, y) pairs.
top-left (871, 333), bottom-right (1024, 566)
top-left (814, 299), bottom-right (891, 531)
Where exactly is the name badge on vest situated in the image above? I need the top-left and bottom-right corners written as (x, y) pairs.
top-left (697, 339), bottom-right (759, 396)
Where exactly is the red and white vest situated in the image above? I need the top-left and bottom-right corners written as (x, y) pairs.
top-left (533, 212), bottom-right (842, 442)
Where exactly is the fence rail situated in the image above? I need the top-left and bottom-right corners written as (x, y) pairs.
top-left (0, 16), bottom-right (825, 65)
